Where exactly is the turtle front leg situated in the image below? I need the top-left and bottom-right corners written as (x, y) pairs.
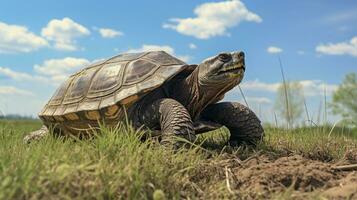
top-left (140, 98), bottom-right (196, 148)
top-left (200, 102), bottom-right (264, 146)
top-left (23, 125), bottom-right (50, 144)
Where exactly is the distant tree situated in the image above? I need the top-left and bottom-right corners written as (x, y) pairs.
top-left (274, 81), bottom-right (304, 128)
top-left (331, 72), bottom-right (357, 127)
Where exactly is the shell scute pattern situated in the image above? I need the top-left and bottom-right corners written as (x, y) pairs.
top-left (39, 51), bottom-right (188, 136)
top-left (63, 66), bottom-right (100, 104)
top-left (124, 59), bottom-right (158, 84)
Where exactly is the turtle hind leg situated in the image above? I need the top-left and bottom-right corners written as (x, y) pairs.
top-left (140, 98), bottom-right (196, 148)
top-left (200, 102), bottom-right (264, 146)
top-left (23, 125), bottom-right (49, 144)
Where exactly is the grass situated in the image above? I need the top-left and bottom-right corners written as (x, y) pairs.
top-left (0, 119), bottom-right (356, 199)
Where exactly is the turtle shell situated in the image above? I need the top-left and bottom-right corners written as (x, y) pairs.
top-left (39, 51), bottom-right (188, 135)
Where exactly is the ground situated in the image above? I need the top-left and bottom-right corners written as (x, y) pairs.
top-left (0, 119), bottom-right (356, 200)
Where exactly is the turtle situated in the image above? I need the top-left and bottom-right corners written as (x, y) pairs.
top-left (24, 51), bottom-right (264, 147)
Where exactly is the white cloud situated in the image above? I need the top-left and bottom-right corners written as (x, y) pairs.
top-left (0, 67), bottom-right (46, 82)
top-left (163, 0), bottom-right (262, 39)
top-left (0, 21), bottom-right (48, 54)
top-left (41, 17), bottom-right (90, 51)
top-left (316, 36), bottom-right (357, 57)
top-left (240, 79), bottom-right (337, 96)
top-left (126, 44), bottom-right (191, 62)
top-left (246, 97), bottom-right (272, 104)
top-left (91, 58), bottom-right (106, 63)
top-left (189, 43), bottom-right (197, 49)
top-left (299, 80), bottom-right (338, 96)
top-left (127, 44), bottom-right (175, 54)
top-left (34, 57), bottom-right (90, 83)
top-left (1, 57), bottom-right (90, 85)
top-left (99, 28), bottom-right (123, 38)
top-left (0, 86), bottom-right (34, 96)
top-left (240, 80), bottom-right (280, 92)
top-left (0, 66), bottom-right (34, 81)
top-left (267, 46), bottom-right (283, 54)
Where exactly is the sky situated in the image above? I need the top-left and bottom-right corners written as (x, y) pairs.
top-left (0, 0), bottom-right (356, 124)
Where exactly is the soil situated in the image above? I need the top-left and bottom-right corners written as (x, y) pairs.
top-left (196, 155), bottom-right (357, 199)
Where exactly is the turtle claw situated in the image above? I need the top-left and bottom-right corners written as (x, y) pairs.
top-left (23, 125), bottom-right (49, 144)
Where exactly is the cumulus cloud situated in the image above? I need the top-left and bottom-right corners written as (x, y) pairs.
top-left (240, 80), bottom-right (280, 92)
top-left (240, 80), bottom-right (337, 96)
top-left (1, 57), bottom-right (90, 85)
top-left (0, 67), bottom-right (46, 82)
top-left (316, 36), bottom-right (357, 57)
top-left (245, 97), bottom-right (272, 104)
top-left (41, 17), bottom-right (90, 51)
top-left (0, 21), bottom-right (48, 54)
top-left (0, 86), bottom-right (34, 96)
top-left (126, 44), bottom-right (191, 62)
top-left (267, 46), bottom-right (283, 54)
top-left (127, 44), bottom-right (175, 54)
top-left (34, 57), bottom-right (90, 83)
top-left (299, 80), bottom-right (338, 96)
top-left (0, 66), bottom-right (35, 81)
top-left (98, 28), bottom-right (123, 38)
top-left (163, 0), bottom-right (262, 39)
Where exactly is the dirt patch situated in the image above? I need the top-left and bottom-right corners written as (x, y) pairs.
top-left (195, 155), bottom-right (357, 199)
top-left (235, 155), bottom-right (335, 192)
top-left (322, 172), bottom-right (357, 200)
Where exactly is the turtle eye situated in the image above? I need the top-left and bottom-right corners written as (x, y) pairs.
top-left (218, 53), bottom-right (232, 62)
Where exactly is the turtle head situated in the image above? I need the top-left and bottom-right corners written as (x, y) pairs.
top-left (197, 51), bottom-right (245, 88)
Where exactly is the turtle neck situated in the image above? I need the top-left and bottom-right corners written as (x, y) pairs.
top-left (169, 68), bottom-right (225, 120)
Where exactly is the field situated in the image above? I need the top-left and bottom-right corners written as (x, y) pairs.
top-left (0, 119), bottom-right (356, 200)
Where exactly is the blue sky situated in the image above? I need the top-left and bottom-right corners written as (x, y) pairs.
top-left (0, 0), bottom-right (356, 124)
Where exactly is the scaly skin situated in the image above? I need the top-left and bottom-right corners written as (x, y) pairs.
top-left (136, 51), bottom-right (263, 147)
top-left (140, 98), bottom-right (196, 147)
top-left (200, 102), bottom-right (264, 146)
top-left (24, 51), bottom-right (264, 148)
top-left (23, 125), bottom-right (49, 144)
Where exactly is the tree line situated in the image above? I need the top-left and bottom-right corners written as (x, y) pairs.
top-left (274, 72), bottom-right (356, 128)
